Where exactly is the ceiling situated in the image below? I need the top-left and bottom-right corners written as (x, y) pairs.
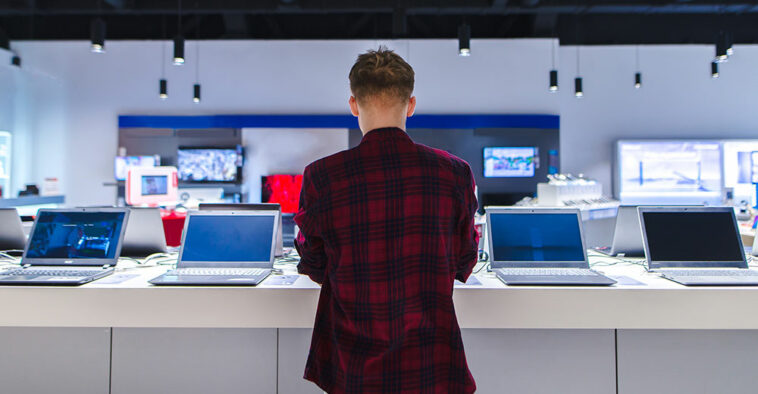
top-left (1, 1), bottom-right (758, 46)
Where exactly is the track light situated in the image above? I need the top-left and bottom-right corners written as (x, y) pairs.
top-left (549, 70), bottom-right (558, 92)
top-left (726, 31), bottom-right (734, 56)
top-left (173, 36), bottom-right (185, 65)
top-left (90, 18), bottom-right (106, 53)
top-left (458, 23), bottom-right (471, 56)
top-left (715, 31), bottom-right (728, 62)
top-left (635, 72), bottom-right (641, 89)
top-left (711, 61), bottom-right (719, 78)
top-left (574, 77), bottom-right (583, 98)
top-left (193, 84), bottom-right (201, 103)
top-left (159, 79), bottom-right (168, 100)
top-left (11, 55), bottom-right (20, 67)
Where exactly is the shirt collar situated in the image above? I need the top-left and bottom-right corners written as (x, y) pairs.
top-left (359, 127), bottom-right (411, 145)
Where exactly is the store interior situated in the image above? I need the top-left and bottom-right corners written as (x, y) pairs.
top-left (1, 2), bottom-right (758, 393)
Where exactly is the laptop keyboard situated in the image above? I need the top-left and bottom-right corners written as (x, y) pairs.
top-left (0, 268), bottom-right (109, 277)
top-left (496, 268), bottom-right (598, 276)
top-left (659, 269), bottom-right (758, 277)
top-left (167, 268), bottom-right (268, 276)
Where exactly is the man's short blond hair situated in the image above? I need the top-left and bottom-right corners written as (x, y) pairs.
top-left (349, 47), bottom-right (415, 105)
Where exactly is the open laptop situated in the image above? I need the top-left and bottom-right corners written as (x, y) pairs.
top-left (487, 207), bottom-right (616, 286)
top-left (198, 203), bottom-right (283, 256)
top-left (639, 206), bottom-right (758, 286)
top-left (0, 208), bottom-right (129, 285)
top-left (0, 208), bottom-right (28, 252)
top-left (149, 210), bottom-right (277, 286)
top-left (120, 207), bottom-right (168, 257)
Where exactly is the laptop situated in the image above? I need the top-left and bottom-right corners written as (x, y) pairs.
top-left (487, 207), bottom-right (617, 286)
top-left (639, 206), bottom-right (758, 286)
top-left (0, 208), bottom-right (28, 252)
top-left (149, 210), bottom-right (277, 286)
top-left (0, 208), bottom-right (129, 285)
top-left (593, 205), bottom-right (702, 257)
top-left (198, 203), bottom-right (283, 256)
top-left (120, 207), bottom-right (168, 257)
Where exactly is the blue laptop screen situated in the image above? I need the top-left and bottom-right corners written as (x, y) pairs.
top-left (26, 211), bottom-right (126, 259)
top-left (181, 215), bottom-right (275, 262)
top-left (490, 213), bottom-right (585, 262)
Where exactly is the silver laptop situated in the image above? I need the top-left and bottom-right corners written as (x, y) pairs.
top-left (639, 206), bottom-right (758, 286)
top-left (0, 208), bottom-right (129, 285)
top-left (120, 207), bottom-right (168, 257)
top-left (149, 210), bottom-right (277, 286)
top-left (198, 203), bottom-right (283, 256)
top-left (0, 208), bottom-right (28, 252)
top-left (487, 207), bottom-right (616, 286)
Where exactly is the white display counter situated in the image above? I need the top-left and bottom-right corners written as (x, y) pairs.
top-left (1, 255), bottom-right (757, 394)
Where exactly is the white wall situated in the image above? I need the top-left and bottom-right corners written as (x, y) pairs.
top-left (5, 39), bottom-right (758, 206)
top-left (241, 128), bottom-right (349, 202)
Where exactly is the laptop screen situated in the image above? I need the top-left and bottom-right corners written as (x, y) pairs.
top-left (490, 212), bottom-right (586, 265)
top-left (26, 211), bottom-right (126, 259)
top-left (181, 214), bottom-right (275, 263)
top-left (642, 211), bottom-right (745, 265)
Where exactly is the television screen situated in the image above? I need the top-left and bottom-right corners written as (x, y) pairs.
top-left (177, 146), bottom-right (242, 183)
top-left (141, 175), bottom-right (168, 196)
top-left (262, 175), bottom-right (303, 214)
top-left (752, 151), bottom-right (758, 184)
top-left (483, 147), bottom-right (536, 178)
top-left (114, 155), bottom-right (159, 181)
top-left (617, 140), bottom-right (722, 205)
top-left (722, 141), bottom-right (758, 187)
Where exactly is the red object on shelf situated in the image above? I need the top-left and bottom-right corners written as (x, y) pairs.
top-left (262, 174), bottom-right (303, 214)
top-left (160, 209), bottom-right (187, 247)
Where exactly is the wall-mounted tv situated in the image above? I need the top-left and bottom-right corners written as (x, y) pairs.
top-left (483, 147), bottom-right (536, 178)
top-left (177, 146), bottom-right (243, 183)
top-left (262, 174), bottom-right (303, 214)
top-left (114, 155), bottom-right (160, 181)
top-left (616, 140), bottom-right (722, 205)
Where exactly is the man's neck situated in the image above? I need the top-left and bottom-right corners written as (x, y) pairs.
top-left (360, 119), bottom-right (406, 136)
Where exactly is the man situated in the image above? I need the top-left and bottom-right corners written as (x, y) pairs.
top-left (295, 47), bottom-right (479, 393)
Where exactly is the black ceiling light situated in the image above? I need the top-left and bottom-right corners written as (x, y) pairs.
top-left (711, 61), bottom-right (719, 78)
top-left (634, 45), bottom-right (641, 89)
top-left (90, 17), bottom-right (106, 53)
top-left (715, 31), bottom-right (728, 62)
top-left (159, 41), bottom-right (168, 99)
top-left (458, 22), bottom-right (471, 56)
top-left (173, 0), bottom-right (185, 65)
top-left (11, 55), bottom-right (20, 67)
top-left (574, 46), bottom-right (583, 98)
top-left (549, 70), bottom-right (558, 92)
top-left (549, 39), bottom-right (558, 92)
top-left (193, 84), bottom-right (201, 103)
top-left (726, 31), bottom-right (734, 57)
top-left (160, 79), bottom-right (168, 99)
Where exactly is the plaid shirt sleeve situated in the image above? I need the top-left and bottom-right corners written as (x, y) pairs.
top-left (294, 164), bottom-right (327, 284)
top-left (455, 168), bottom-right (480, 283)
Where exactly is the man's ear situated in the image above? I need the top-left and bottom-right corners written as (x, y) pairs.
top-left (406, 96), bottom-right (417, 117)
top-left (349, 96), bottom-right (359, 117)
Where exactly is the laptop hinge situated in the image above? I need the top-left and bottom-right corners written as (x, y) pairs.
top-left (22, 264), bottom-right (31, 269)
top-left (102, 264), bottom-right (111, 269)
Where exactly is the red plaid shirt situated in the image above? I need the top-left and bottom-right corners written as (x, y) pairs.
top-left (295, 127), bottom-right (479, 393)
